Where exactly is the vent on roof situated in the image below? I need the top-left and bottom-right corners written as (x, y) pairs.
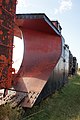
top-left (52, 21), bottom-right (62, 33)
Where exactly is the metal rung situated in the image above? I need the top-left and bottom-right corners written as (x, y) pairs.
top-left (1, 24), bottom-right (13, 32)
top-left (0, 43), bottom-right (15, 48)
top-left (0, 6), bottom-right (16, 17)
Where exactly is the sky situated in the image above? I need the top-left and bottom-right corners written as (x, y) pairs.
top-left (15, 0), bottom-right (80, 67)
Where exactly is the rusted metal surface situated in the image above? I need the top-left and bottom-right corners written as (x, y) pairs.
top-left (13, 14), bottom-right (62, 107)
top-left (0, 0), bottom-right (16, 88)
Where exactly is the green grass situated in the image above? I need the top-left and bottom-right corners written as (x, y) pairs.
top-left (0, 75), bottom-right (80, 120)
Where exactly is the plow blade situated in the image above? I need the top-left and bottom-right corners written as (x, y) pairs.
top-left (13, 14), bottom-right (64, 108)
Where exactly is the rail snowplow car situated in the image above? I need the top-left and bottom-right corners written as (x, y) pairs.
top-left (12, 14), bottom-right (69, 107)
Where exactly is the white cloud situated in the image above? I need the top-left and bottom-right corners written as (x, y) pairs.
top-left (54, 0), bottom-right (72, 14)
top-left (59, 0), bottom-right (72, 12)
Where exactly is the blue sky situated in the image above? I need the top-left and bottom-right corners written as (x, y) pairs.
top-left (16, 0), bottom-right (80, 67)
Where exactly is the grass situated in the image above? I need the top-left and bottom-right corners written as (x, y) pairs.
top-left (0, 75), bottom-right (80, 120)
